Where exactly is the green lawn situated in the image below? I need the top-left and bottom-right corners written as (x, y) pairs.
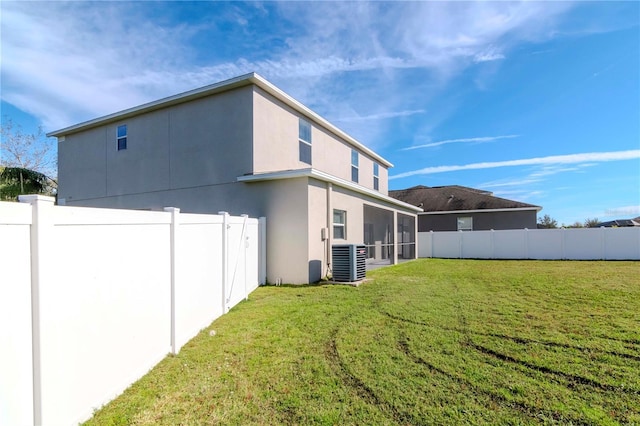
top-left (86, 260), bottom-right (640, 425)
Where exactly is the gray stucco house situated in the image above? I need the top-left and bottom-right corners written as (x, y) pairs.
top-left (48, 73), bottom-right (420, 284)
top-left (389, 185), bottom-right (540, 232)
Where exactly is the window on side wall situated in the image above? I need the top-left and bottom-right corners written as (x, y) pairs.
top-left (351, 149), bottom-right (359, 183)
top-left (117, 124), bottom-right (127, 151)
top-left (299, 118), bottom-right (312, 165)
top-left (373, 163), bottom-right (379, 190)
top-left (457, 217), bottom-right (473, 231)
top-left (333, 209), bottom-right (347, 239)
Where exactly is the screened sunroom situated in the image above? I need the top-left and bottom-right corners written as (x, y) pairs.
top-left (363, 205), bottom-right (416, 269)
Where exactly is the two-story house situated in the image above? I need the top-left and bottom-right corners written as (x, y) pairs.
top-left (49, 73), bottom-right (420, 284)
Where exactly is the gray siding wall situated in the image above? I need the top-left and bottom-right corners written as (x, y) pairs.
top-left (419, 210), bottom-right (538, 231)
top-left (58, 86), bottom-right (254, 204)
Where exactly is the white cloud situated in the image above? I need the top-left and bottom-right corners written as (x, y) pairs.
top-left (334, 109), bottom-right (426, 122)
top-left (390, 150), bottom-right (640, 180)
top-left (604, 206), bottom-right (640, 217)
top-left (0, 1), bottom-right (578, 134)
top-left (403, 135), bottom-right (518, 150)
top-left (474, 47), bottom-right (506, 63)
top-left (1, 2), bottom-right (199, 129)
top-left (492, 189), bottom-right (545, 201)
top-left (480, 178), bottom-right (542, 188)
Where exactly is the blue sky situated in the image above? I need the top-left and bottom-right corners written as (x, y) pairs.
top-left (1, 1), bottom-right (639, 225)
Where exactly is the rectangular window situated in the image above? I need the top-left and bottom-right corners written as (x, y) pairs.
top-left (457, 217), bottom-right (473, 231)
top-left (333, 209), bottom-right (347, 239)
top-left (351, 149), bottom-right (359, 183)
top-left (299, 119), bottom-right (312, 164)
top-left (373, 163), bottom-right (379, 191)
top-left (117, 124), bottom-right (127, 151)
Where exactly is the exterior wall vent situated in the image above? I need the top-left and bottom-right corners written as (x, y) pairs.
top-left (332, 244), bottom-right (366, 282)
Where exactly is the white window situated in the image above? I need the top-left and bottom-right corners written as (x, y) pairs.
top-left (351, 149), bottom-right (359, 183)
top-left (333, 209), bottom-right (347, 239)
top-left (299, 119), bottom-right (311, 164)
top-left (117, 124), bottom-right (127, 151)
top-left (457, 217), bottom-right (473, 231)
top-left (373, 163), bottom-right (379, 191)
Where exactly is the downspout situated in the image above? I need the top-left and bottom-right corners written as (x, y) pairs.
top-left (326, 182), bottom-right (332, 277)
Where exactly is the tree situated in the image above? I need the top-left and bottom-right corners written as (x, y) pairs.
top-left (0, 166), bottom-right (55, 200)
top-left (1, 117), bottom-right (57, 199)
top-left (583, 217), bottom-right (600, 228)
top-left (1, 117), bottom-right (57, 178)
top-left (537, 214), bottom-right (558, 229)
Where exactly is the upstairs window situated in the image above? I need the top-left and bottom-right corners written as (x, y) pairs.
top-left (333, 209), bottom-right (347, 239)
top-left (373, 163), bottom-right (379, 191)
top-left (299, 119), bottom-right (312, 164)
top-left (351, 149), bottom-right (359, 183)
top-left (117, 124), bottom-right (127, 151)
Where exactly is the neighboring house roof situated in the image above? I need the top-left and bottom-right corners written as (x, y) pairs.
top-left (595, 219), bottom-right (640, 227)
top-left (47, 72), bottom-right (393, 168)
top-left (389, 185), bottom-right (541, 214)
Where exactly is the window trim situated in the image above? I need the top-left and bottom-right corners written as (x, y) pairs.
top-left (299, 118), bottom-right (312, 165)
top-left (117, 124), bottom-right (127, 151)
top-left (351, 149), bottom-right (359, 183)
top-left (333, 209), bottom-right (347, 239)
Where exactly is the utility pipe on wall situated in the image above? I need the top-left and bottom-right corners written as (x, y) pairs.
top-left (326, 182), bottom-right (333, 277)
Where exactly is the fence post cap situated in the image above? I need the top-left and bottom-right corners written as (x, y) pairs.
top-left (18, 194), bottom-right (55, 204)
top-left (163, 207), bottom-right (180, 213)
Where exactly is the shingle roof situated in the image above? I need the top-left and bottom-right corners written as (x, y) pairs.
top-left (595, 219), bottom-right (640, 227)
top-left (389, 185), bottom-right (541, 212)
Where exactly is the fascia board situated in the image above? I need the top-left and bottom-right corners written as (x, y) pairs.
top-left (237, 168), bottom-right (423, 213)
top-left (419, 206), bottom-right (542, 215)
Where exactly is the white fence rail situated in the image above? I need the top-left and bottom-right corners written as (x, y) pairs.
top-left (0, 196), bottom-right (266, 426)
top-left (418, 227), bottom-right (640, 260)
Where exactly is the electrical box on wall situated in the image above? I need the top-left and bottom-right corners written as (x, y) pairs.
top-left (321, 227), bottom-right (328, 241)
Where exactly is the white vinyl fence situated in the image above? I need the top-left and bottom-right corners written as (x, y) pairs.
top-left (0, 196), bottom-right (266, 426)
top-left (418, 227), bottom-right (640, 260)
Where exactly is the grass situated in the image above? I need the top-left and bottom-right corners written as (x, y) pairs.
top-left (85, 260), bottom-right (640, 425)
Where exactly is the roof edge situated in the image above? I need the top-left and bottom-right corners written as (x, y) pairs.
top-left (46, 72), bottom-right (257, 137)
top-left (237, 168), bottom-right (422, 212)
top-left (47, 72), bottom-right (393, 168)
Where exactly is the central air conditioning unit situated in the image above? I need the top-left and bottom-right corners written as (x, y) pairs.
top-left (332, 244), bottom-right (366, 282)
